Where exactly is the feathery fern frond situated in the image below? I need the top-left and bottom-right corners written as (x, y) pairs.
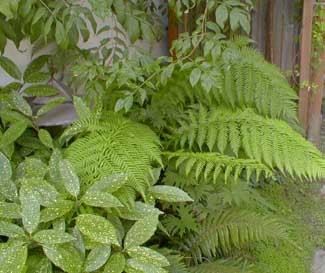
top-left (63, 112), bottom-right (161, 196)
top-left (189, 258), bottom-right (256, 273)
top-left (163, 151), bottom-right (273, 183)
top-left (182, 209), bottom-right (288, 263)
top-left (171, 106), bottom-right (325, 180)
top-left (152, 47), bottom-right (297, 126)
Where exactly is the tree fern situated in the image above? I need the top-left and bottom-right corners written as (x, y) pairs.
top-left (182, 209), bottom-right (288, 263)
top-left (63, 112), bottom-right (161, 196)
top-left (170, 106), bottom-right (325, 180)
top-left (163, 151), bottom-right (273, 183)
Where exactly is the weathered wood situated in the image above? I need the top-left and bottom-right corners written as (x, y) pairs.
top-left (298, 0), bottom-right (314, 132)
top-left (168, 8), bottom-right (178, 56)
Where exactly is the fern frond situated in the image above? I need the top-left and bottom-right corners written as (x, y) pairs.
top-left (157, 249), bottom-right (190, 273)
top-left (171, 106), bottom-right (325, 180)
top-left (182, 209), bottom-right (287, 263)
top-left (63, 112), bottom-right (161, 196)
top-left (163, 151), bottom-right (273, 183)
top-left (152, 47), bottom-right (298, 126)
top-left (189, 258), bottom-right (256, 273)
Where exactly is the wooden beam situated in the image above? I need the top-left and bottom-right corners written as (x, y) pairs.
top-left (298, 0), bottom-right (314, 133)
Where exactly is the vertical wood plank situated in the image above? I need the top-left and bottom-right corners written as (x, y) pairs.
top-left (168, 8), bottom-right (179, 56)
top-left (298, 0), bottom-right (314, 132)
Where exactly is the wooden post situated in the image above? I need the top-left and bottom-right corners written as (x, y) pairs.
top-left (308, 4), bottom-right (325, 147)
top-left (298, 0), bottom-right (314, 133)
top-left (168, 8), bottom-right (178, 56)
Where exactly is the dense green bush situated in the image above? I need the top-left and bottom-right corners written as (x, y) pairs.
top-left (0, 0), bottom-right (324, 272)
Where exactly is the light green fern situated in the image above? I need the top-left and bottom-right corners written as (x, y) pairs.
top-left (170, 106), bottom-right (325, 180)
top-left (62, 112), bottom-right (161, 197)
top-left (182, 209), bottom-right (288, 263)
top-left (163, 151), bottom-right (273, 183)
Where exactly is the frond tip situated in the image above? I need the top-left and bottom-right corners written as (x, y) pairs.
top-left (163, 151), bottom-right (273, 183)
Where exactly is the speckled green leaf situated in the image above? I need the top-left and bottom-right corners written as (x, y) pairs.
top-left (0, 202), bottom-right (21, 219)
top-left (148, 186), bottom-right (193, 202)
top-left (0, 221), bottom-right (25, 237)
top-left (17, 158), bottom-right (48, 179)
top-left (20, 178), bottom-right (59, 207)
top-left (72, 226), bottom-right (85, 258)
top-left (38, 129), bottom-right (54, 149)
top-left (82, 191), bottom-right (123, 208)
top-left (0, 56), bottom-right (21, 80)
top-left (40, 200), bottom-right (74, 223)
top-left (127, 247), bottom-right (169, 267)
top-left (118, 202), bottom-right (163, 221)
top-left (103, 253), bottom-right (125, 273)
top-left (59, 160), bottom-right (80, 197)
top-left (0, 178), bottom-right (17, 201)
top-left (1, 122), bottom-right (27, 147)
top-left (73, 96), bottom-right (91, 120)
top-left (24, 84), bottom-right (59, 97)
top-left (26, 257), bottom-right (52, 273)
top-left (24, 71), bottom-right (50, 83)
top-left (88, 173), bottom-right (128, 193)
top-left (43, 244), bottom-right (83, 273)
top-left (76, 214), bottom-right (120, 246)
top-left (0, 242), bottom-right (27, 273)
top-left (37, 97), bottom-right (66, 117)
top-left (33, 230), bottom-right (76, 245)
top-left (85, 245), bottom-right (111, 272)
top-left (20, 188), bottom-right (40, 234)
top-left (12, 92), bottom-right (32, 116)
top-left (127, 259), bottom-right (168, 273)
top-left (124, 215), bottom-right (159, 249)
top-left (0, 152), bottom-right (11, 180)
top-left (52, 218), bottom-right (66, 232)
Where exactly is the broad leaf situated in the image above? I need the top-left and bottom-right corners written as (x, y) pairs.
top-left (43, 244), bottom-right (83, 273)
top-left (24, 84), bottom-right (59, 97)
top-left (88, 173), bottom-right (128, 193)
top-left (0, 202), bottom-right (21, 219)
top-left (127, 247), bottom-right (169, 267)
top-left (0, 152), bottom-right (11, 179)
top-left (124, 215), bottom-right (159, 249)
top-left (0, 56), bottom-right (21, 79)
top-left (149, 186), bottom-right (193, 202)
top-left (118, 202), bottom-right (163, 221)
top-left (215, 4), bottom-right (228, 29)
top-left (55, 21), bottom-right (67, 48)
top-left (40, 200), bottom-right (74, 223)
top-left (12, 92), bottom-right (33, 116)
top-left (126, 259), bottom-right (168, 273)
top-left (38, 129), bottom-right (54, 149)
top-left (84, 245), bottom-right (111, 272)
top-left (73, 96), bottom-right (91, 119)
top-left (33, 230), bottom-right (76, 245)
top-left (20, 188), bottom-right (40, 234)
top-left (0, 178), bottom-right (17, 201)
top-left (76, 214), bottom-right (120, 246)
top-left (0, 221), bottom-right (25, 237)
top-left (0, 242), bottom-right (27, 273)
top-left (26, 257), bottom-right (52, 273)
top-left (189, 68), bottom-right (201, 87)
top-left (36, 97), bottom-right (66, 116)
top-left (103, 253), bottom-right (125, 273)
top-left (1, 122), bottom-right (27, 147)
top-left (126, 16), bottom-right (140, 43)
top-left (82, 191), bottom-right (123, 208)
top-left (59, 160), bottom-right (80, 197)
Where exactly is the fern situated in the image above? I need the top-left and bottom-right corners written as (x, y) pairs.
top-left (63, 112), bottom-right (161, 196)
top-left (170, 106), bottom-right (325, 180)
top-left (163, 151), bottom-right (273, 183)
top-left (151, 46), bottom-right (298, 127)
top-left (182, 209), bottom-right (288, 263)
top-left (189, 258), bottom-right (256, 273)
